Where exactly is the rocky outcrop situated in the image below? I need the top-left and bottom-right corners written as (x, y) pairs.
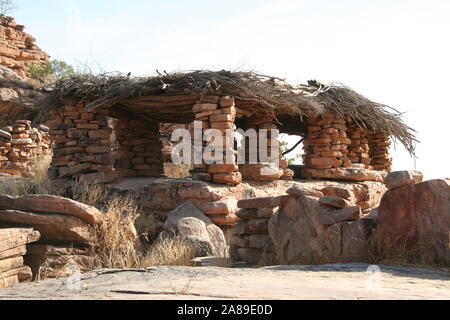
top-left (164, 201), bottom-right (227, 256)
top-left (0, 210), bottom-right (92, 244)
top-left (138, 178), bottom-right (245, 228)
top-left (0, 194), bottom-right (103, 282)
top-left (0, 228), bottom-right (40, 288)
top-left (268, 192), bottom-right (376, 265)
top-left (0, 66), bottom-right (46, 124)
top-left (0, 120), bottom-right (51, 177)
top-left (0, 16), bottom-right (49, 78)
top-left (106, 177), bottom-right (386, 234)
top-left (0, 194), bottom-right (100, 244)
top-left (2, 194), bottom-right (103, 225)
top-left (378, 178), bottom-right (450, 264)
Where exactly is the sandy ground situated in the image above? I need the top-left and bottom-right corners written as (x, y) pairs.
top-left (0, 264), bottom-right (448, 300)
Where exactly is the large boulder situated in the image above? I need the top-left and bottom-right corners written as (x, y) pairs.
top-left (269, 194), bottom-right (375, 264)
top-left (164, 201), bottom-right (227, 255)
top-left (269, 195), bottom-right (338, 264)
top-left (384, 170), bottom-right (423, 190)
top-left (378, 179), bottom-right (450, 264)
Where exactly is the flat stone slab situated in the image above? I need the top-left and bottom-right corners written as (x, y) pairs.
top-left (0, 264), bottom-right (448, 300)
top-left (302, 168), bottom-right (386, 183)
top-left (0, 210), bottom-right (92, 244)
top-left (0, 194), bottom-right (102, 225)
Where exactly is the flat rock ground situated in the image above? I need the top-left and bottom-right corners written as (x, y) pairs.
top-left (0, 264), bottom-right (448, 300)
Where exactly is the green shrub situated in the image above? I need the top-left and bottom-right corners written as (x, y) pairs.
top-left (28, 59), bottom-right (75, 81)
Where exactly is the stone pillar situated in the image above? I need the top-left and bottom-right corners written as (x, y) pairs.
top-left (239, 116), bottom-right (292, 181)
top-left (113, 119), bottom-right (164, 178)
top-left (230, 196), bottom-right (284, 265)
top-left (191, 96), bottom-right (242, 185)
top-left (159, 123), bottom-right (189, 162)
top-left (303, 113), bottom-right (351, 170)
top-left (367, 131), bottom-right (392, 172)
top-left (346, 119), bottom-right (373, 170)
top-left (47, 104), bottom-right (115, 182)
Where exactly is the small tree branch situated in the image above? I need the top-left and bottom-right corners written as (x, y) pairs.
top-left (282, 138), bottom-right (305, 156)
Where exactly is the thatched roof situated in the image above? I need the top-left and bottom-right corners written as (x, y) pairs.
top-left (42, 70), bottom-right (417, 155)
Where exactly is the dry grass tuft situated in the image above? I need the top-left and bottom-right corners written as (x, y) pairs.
top-left (83, 194), bottom-right (197, 270)
top-left (367, 229), bottom-right (444, 268)
top-left (72, 179), bottom-right (107, 208)
top-left (143, 236), bottom-right (198, 267)
top-left (0, 155), bottom-right (66, 196)
top-left (84, 196), bottom-right (142, 270)
top-left (0, 177), bottom-right (33, 196)
top-left (163, 163), bottom-right (191, 179)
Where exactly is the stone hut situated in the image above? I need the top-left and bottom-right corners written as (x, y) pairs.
top-left (41, 71), bottom-right (416, 186)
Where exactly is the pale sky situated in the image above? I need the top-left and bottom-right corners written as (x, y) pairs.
top-left (13, 0), bottom-right (450, 179)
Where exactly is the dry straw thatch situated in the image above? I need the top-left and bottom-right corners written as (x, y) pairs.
top-left (42, 70), bottom-right (417, 155)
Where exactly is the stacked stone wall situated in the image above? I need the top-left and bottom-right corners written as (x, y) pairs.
top-left (113, 119), bottom-right (164, 178)
top-left (0, 120), bottom-right (51, 177)
top-left (46, 105), bottom-right (115, 182)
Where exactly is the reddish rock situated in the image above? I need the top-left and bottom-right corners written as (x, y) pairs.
top-left (0, 228), bottom-right (40, 253)
top-left (384, 170), bottom-right (423, 190)
top-left (319, 196), bottom-right (352, 209)
top-left (378, 179), bottom-right (450, 264)
top-left (207, 164), bottom-right (238, 174)
top-left (192, 198), bottom-right (237, 215)
top-left (209, 213), bottom-right (239, 226)
top-left (287, 186), bottom-right (323, 198)
top-left (219, 96), bottom-right (235, 107)
top-left (318, 206), bottom-right (362, 226)
top-left (307, 157), bottom-right (336, 169)
top-left (0, 194), bottom-right (103, 225)
top-left (239, 164), bottom-right (283, 181)
top-left (269, 194), bottom-right (374, 265)
top-left (0, 210), bottom-right (92, 244)
top-left (236, 208), bottom-right (258, 220)
top-left (238, 195), bottom-right (291, 209)
top-left (192, 103), bottom-right (217, 113)
top-left (212, 172), bottom-right (242, 185)
top-left (302, 167), bottom-right (386, 182)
